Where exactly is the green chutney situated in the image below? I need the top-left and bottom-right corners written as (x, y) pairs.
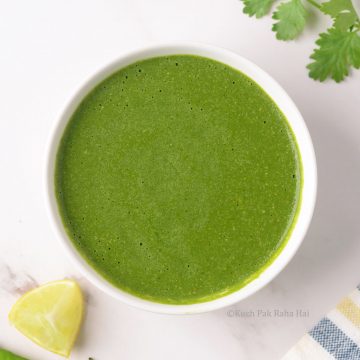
top-left (55, 55), bottom-right (302, 304)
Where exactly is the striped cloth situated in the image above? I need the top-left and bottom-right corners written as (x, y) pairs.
top-left (283, 286), bottom-right (360, 359)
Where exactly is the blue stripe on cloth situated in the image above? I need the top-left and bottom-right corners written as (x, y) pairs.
top-left (309, 317), bottom-right (360, 360)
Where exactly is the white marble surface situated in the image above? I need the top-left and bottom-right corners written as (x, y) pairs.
top-left (1, 1), bottom-right (360, 359)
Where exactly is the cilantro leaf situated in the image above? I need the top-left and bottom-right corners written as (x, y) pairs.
top-left (322, 0), bottom-right (359, 31)
top-left (242, 0), bottom-right (275, 18)
top-left (272, 0), bottom-right (307, 41)
top-left (321, 0), bottom-right (355, 17)
top-left (308, 28), bottom-right (360, 82)
top-left (334, 11), bottom-right (358, 31)
top-left (239, 0), bottom-right (360, 82)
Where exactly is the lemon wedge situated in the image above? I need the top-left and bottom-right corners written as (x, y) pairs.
top-left (9, 279), bottom-right (84, 358)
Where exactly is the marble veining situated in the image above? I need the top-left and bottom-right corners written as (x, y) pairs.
top-left (0, 264), bottom-right (38, 297)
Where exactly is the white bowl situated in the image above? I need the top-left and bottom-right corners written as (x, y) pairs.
top-left (45, 43), bottom-right (317, 314)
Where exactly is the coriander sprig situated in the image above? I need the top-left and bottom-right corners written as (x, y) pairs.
top-left (241, 0), bottom-right (360, 82)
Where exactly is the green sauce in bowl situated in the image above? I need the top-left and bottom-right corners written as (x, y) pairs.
top-left (55, 55), bottom-right (302, 304)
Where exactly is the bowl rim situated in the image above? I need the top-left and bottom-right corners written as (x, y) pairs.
top-left (45, 42), bottom-right (317, 314)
